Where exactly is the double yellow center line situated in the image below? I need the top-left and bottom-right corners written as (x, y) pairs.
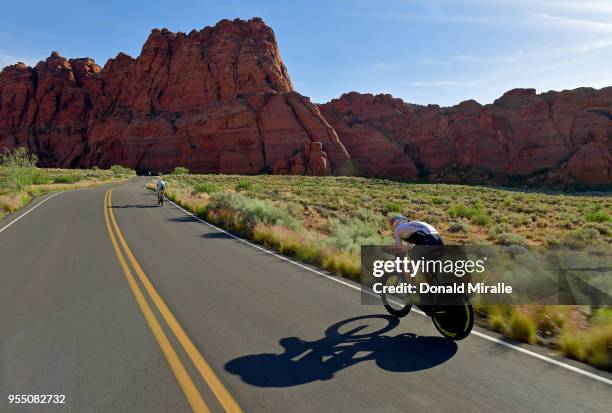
top-left (103, 189), bottom-right (243, 413)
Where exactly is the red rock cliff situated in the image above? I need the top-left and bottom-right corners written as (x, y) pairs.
top-left (1, 18), bottom-right (610, 187)
top-left (319, 89), bottom-right (611, 187)
top-left (0, 18), bottom-right (349, 175)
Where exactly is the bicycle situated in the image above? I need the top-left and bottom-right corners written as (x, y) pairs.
top-left (157, 190), bottom-right (164, 206)
top-left (380, 270), bottom-right (474, 341)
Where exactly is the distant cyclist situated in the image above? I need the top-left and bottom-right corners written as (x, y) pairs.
top-left (156, 176), bottom-right (167, 206)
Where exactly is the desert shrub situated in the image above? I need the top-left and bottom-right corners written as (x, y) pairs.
top-left (0, 193), bottom-right (30, 212)
top-left (0, 148), bottom-right (41, 191)
top-left (206, 190), bottom-right (300, 231)
top-left (586, 210), bottom-right (609, 223)
top-left (382, 201), bottom-right (403, 214)
top-left (110, 165), bottom-right (134, 175)
top-left (494, 232), bottom-right (529, 247)
top-left (355, 208), bottom-right (384, 224)
top-left (560, 322), bottom-right (612, 369)
top-left (207, 191), bottom-right (244, 212)
top-left (5, 169), bottom-right (38, 191)
top-left (586, 324), bottom-right (612, 369)
top-left (593, 307), bottom-right (612, 322)
top-left (490, 223), bottom-right (512, 235)
top-left (584, 222), bottom-right (610, 236)
top-left (489, 313), bottom-right (507, 333)
top-left (430, 196), bottom-right (446, 205)
top-left (53, 175), bottom-right (80, 184)
top-left (562, 228), bottom-right (601, 250)
top-left (321, 252), bottom-right (361, 280)
top-left (448, 221), bottom-right (469, 233)
top-left (194, 182), bottom-right (219, 194)
top-left (240, 198), bottom-right (300, 230)
top-left (471, 212), bottom-right (491, 226)
top-left (561, 331), bottom-right (588, 362)
top-left (509, 310), bottom-right (536, 344)
top-left (32, 172), bottom-right (53, 185)
top-left (172, 166), bottom-right (190, 175)
top-left (544, 235), bottom-right (560, 247)
top-left (236, 179), bottom-right (254, 191)
top-left (327, 219), bottom-right (384, 254)
top-left (449, 204), bottom-right (472, 219)
top-left (0, 147), bottom-right (37, 168)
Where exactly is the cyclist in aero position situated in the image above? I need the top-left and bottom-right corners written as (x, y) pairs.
top-left (382, 215), bottom-right (474, 340)
top-left (156, 176), bottom-right (167, 206)
top-left (389, 215), bottom-right (443, 248)
top-left (388, 215), bottom-right (445, 302)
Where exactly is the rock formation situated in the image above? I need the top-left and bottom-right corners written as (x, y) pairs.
top-left (0, 17), bottom-right (610, 187)
top-left (319, 89), bottom-right (611, 187)
top-left (0, 18), bottom-right (349, 175)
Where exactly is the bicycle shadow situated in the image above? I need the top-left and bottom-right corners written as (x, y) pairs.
top-left (225, 314), bottom-right (457, 387)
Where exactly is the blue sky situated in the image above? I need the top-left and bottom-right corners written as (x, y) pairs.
top-left (1, 0), bottom-right (611, 106)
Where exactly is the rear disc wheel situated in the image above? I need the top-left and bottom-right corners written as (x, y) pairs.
top-left (431, 295), bottom-right (474, 341)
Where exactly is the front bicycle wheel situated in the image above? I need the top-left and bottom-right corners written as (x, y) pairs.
top-left (380, 273), bottom-right (412, 318)
top-left (431, 295), bottom-right (474, 341)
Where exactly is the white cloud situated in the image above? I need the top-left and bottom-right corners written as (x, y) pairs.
top-left (536, 13), bottom-right (612, 33)
top-left (454, 52), bottom-right (524, 64)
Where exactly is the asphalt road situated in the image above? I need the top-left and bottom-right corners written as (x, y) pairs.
top-left (1, 177), bottom-right (611, 413)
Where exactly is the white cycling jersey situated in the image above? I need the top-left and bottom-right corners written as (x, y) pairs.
top-left (156, 180), bottom-right (166, 192)
top-left (393, 220), bottom-right (439, 246)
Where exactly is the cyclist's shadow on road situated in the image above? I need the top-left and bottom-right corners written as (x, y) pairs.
top-left (225, 314), bottom-right (457, 387)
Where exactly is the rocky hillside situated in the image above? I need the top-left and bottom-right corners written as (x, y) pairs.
top-left (0, 18), bottom-right (610, 187)
top-left (0, 18), bottom-right (349, 176)
top-left (319, 89), bottom-right (611, 187)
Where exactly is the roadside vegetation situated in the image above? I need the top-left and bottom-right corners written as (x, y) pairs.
top-left (155, 171), bottom-right (611, 371)
top-left (0, 148), bottom-right (135, 219)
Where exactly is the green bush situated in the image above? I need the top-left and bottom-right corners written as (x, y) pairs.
top-left (207, 191), bottom-right (244, 212)
top-left (206, 190), bottom-right (300, 231)
top-left (561, 332), bottom-right (587, 362)
top-left (544, 235), bottom-right (560, 247)
top-left (32, 172), bottom-right (53, 185)
top-left (509, 310), bottom-right (536, 344)
top-left (172, 166), bottom-right (190, 175)
top-left (489, 313), bottom-right (507, 333)
top-left (0, 148), bottom-right (41, 191)
top-left (448, 204), bottom-right (472, 219)
top-left (586, 210), bottom-right (609, 223)
top-left (53, 175), bottom-right (80, 184)
top-left (584, 222), bottom-right (610, 236)
top-left (562, 228), bottom-right (601, 250)
top-left (194, 182), bottom-right (219, 194)
top-left (382, 201), bottom-right (403, 213)
top-left (490, 223), bottom-right (512, 235)
top-left (471, 212), bottom-right (491, 226)
top-left (494, 232), bottom-right (529, 246)
top-left (240, 198), bottom-right (300, 230)
top-left (110, 165), bottom-right (134, 175)
top-left (327, 219), bottom-right (384, 254)
top-left (448, 221), bottom-right (469, 233)
top-left (0, 147), bottom-right (37, 168)
top-left (236, 180), bottom-right (254, 191)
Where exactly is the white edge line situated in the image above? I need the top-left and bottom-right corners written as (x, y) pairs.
top-left (0, 191), bottom-right (65, 234)
top-left (163, 195), bottom-right (612, 387)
